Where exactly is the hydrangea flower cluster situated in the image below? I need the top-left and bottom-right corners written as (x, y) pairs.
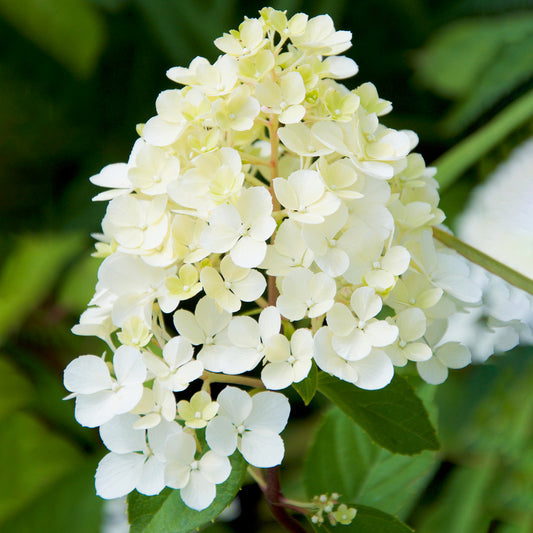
top-left (443, 138), bottom-right (533, 362)
top-left (65, 8), bottom-right (483, 511)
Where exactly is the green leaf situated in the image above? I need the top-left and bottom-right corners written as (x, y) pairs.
top-left (57, 253), bottom-right (99, 312)
top-left (317, 373), bottom-right (439, 455)
top-left (304, 407), bottom-right (437, 518)
top-left (433, 227), bottom-right (533, 296)
top-left (0, 357), bottom-right (34, 421)
top-left (416, 14), bottom-right (533, 96)
top-left (349, 505), bottom-right (414, 532)
top-left (415, 14), bottom-right (533, 135)
top-left (433, 87), bottom-right (533, 189)
top-left (128, 451), bottom-right (247, 533)
top-left (0, 233), bottom-right (85, 346)
top-left (0, 412), bottom-right (83, 524)
top-left (293, 362), bottom-right (318, 405)
top-left (415, 19), bottom-right (500, 99)
top-left (0, 458), bottom-right (102, 533)
top-left (442, 38), bottom-right (533, 135)
top-left (415, 463), bottom-right (494, 533)
top-left (309, 504), bottom-right (413, 533)
top-left (0, 0), bottom-right (106, 78)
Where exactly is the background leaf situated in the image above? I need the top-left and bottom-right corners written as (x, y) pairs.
top-left (310, 504), bottom-right (413, 533)
top-left (304, 407), bottom-right (437, 518)
top-left (415, 13), bottom-right (533, 135)
top-left (317, 373), bottom-right (439, 455)
top-left (0, 233), bottom-right (85, 346)
top-left (0, 0), bottom-right (106, 78)
top-left (412, 348), bottom-right (533, 532)
top-left (432, 87), bottom-right (533, 189)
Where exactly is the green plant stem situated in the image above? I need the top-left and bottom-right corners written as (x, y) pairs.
top-left (247, 466), bottom-right (267, 490)
top-left (201, 371), bottom-right (264, 389)
top-left (433, 87), bottom-right (533, 190)
top-left (433, 227), bottom-right (533, 295)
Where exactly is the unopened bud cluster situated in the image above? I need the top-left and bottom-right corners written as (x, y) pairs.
top-left (310, 494), bottom-right (357, 526)
top-left (64, 7), bottom-right (480, 511)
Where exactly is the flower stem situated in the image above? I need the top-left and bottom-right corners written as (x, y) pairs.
top-left (433, 226), bottom-right (533, 295)
top-left (268, 114), bottom-right (281, 306)
top-left (201, 371), bottom-right (264, 389)
top-left (262, 466), bottom-right (309, 533)
top-left (247, 466), bottom-right (267, 490)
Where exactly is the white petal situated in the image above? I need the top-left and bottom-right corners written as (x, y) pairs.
top-left (382, 246), bottom-right (410, 275)
top-left (228, 316), bottom-right (260, 348)
top-left (290, 329), bottom-right (314, 360)
top-left (332, 329), bottom-right (371, 361)
top-left (201, 204), bottom-right (241, 253)
top-left (110, 383), bottom-right (144, 415)
top-left (173, 310), bottom-right (204, 345)
top-left (165, 431), bottom-right (196, 464)
top-left (113, 346), bottom-right (146, 386)
top-left (364, 269), bottom-right (395, 292)
top-left (181, 471), bottom-right (216, 511)
top-left (403, 342), bottom-right (433, 362)
top-left (143, 352), bottom-right (168, 378)
top-left (165, 463), bottom-right (191, 490)
top-left (197, 344), bottom-right (232, 373)
top-left (64, 355), bottom-right (112, 394)
top-left (313, 327), bottom-right (359, 384)
top-left (350, 287), bottom-right (382, 321)
top-left (170, 360), bottom-right (203, 390)
top-left (417, 357), bottom-right (448, 385)
top-left (293, 359), bottom-right (312, 382)
top-left (95, 452), bottom-right (144, 499)
top-left (100, 413), bottom-right (144, 453)
top-left (137, 455), bottom-right (166, 496)
top-left (240, 429), bottom-right (284, 468)
top-left (75, 390), bottom-right (115, 427)
top-left (261, 362), bottom-right (294, 390)
top-left (142, 116), bottom-right (183, 147)
top-left (436, 342), bottom-right (471, 369)
top-left (245, 391), bottom-right (290, 434)
top-left (163, 336), bottom-right (194, 368)
top-left (90, 162), bottom-right (131, 189)
top-left (206, 416), bottom-right (238, 456)
top-left (323, 56), bottom-right (358, 78)
top-left (258, 306), bottom-right (281, 340)
top-left (397, 308), bottom-right (427, 342)
top-left (148, 420), bottom-right (182, 459)
top-left (264, 334), bottom-right (290, 363)
top-left (232, 269), bottom-right (267, 302)
top-left (352, 350), bottom-right (394, 390)
top-left (327, 303), bottom-right (356, 337)
top-left (364, 321), bottom-right (398, 347)
top-left (279, 104), bottom-right (306, 124)
top-left (216, 386), bottom-right (253, 424)
top-left (276, 295), bottom-right (307, 321)
top-left (230, 236), bottom-right (266, 268)
top-left (199, 451), bottom-right (231, 484)
top-left (217, 347), bottom-right (262, 375)
top-left (196, 296), bottom-right (232, 336)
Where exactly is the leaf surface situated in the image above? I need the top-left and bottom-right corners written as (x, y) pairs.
top-left (317, 373), bottom-right (439, 454)
top-left (304, 407), bottom-right (437, 517)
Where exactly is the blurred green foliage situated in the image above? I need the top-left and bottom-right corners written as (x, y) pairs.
top-left (1, 0), bottom-right (533, 531)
